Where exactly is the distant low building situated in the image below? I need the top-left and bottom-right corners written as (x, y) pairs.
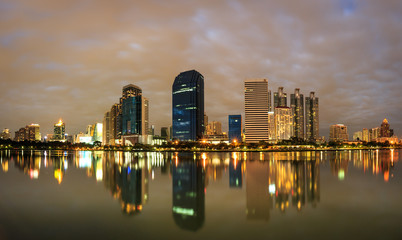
top-left (0, 128), bottom-right (11, 140)
top-left (329, 124), bottom-right (348, 142)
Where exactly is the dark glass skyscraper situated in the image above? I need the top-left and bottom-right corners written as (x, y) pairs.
top-left (121, 84), bottom-right (143, 135)
top-left (305, 92), bottom-right (319, 141)
top-left (228, 115), bottom-right (242, 143)
top-left (290, 88), bottom-right (304, 139)
top-left (172, 70), bottom-right (204, 141)
top-left (274, 87), bottom-right (287, 108)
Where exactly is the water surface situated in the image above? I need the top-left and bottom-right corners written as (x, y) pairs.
top-left (0, 150), bottom-right (401, 239)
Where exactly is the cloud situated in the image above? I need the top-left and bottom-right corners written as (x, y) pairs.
top-left (0, 0), bottom-right (401, 138)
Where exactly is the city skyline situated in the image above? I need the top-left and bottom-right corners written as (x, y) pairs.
top-left (1, 0), bottom-right (401, 137)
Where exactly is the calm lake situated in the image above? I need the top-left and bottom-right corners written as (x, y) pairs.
top-left (0, 150), bottom-right (401, 239)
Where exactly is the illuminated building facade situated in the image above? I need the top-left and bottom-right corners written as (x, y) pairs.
top-left (362, 128), bottom-right (370, 142)
top-left (53, 119), bottom-right (65, 141)
top-left (228, 115), bottom-right (242, 143)
top-left (268, 112), bottom-right (275, 140)
top-left (0, 128), bottom-right (11, 140)
top-left (274, 87), bottom-right (287, 107)
top-left (305, 92), bottom-right (319, 141)
top-left (353, 131), bottom-right (362, 141)
top-left (109, 103), bottom-right (121, 145)
top-left (370, 127), bottom-right (380, 141)
top-left (244, 79), bottom-right (269, 143)
top-left (26, 124), bottom-right (41, 141)
top-left (290, 88), bottom-right (304, 139)
top-left (380, 119), bottom-right (391, 137)
top-left (14, 127), bottom-right (26, 141)
top-left (329, 124), bottom-right (348, 142)
top-left (103, 111), bottom-right (110, 144)
top-left (172, 70), bottom-right (205, 141)
top-left (274, 107), bottom-right (293, 140)
top-left (206, 121), bottom-right (222, 135)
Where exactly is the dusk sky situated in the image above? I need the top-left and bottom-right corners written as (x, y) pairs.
top-left (1, 0), bottom-right (401, 138)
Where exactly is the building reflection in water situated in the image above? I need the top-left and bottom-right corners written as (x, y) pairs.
top-left (246, 159), bottom-right (272, 221)
top-left (101, 151), bottom-right (149, 215)
top-left (172, 153), bottom-right (205, 231)
top-left (3, 148), bottom-right (399, 220)
top-left (229, 152), bottom-right (242, 188)
top-left (246, 151), bottom-right (321, 218)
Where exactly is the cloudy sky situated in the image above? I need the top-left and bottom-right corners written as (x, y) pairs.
top-left (1, 0), bottom-right (401, 138)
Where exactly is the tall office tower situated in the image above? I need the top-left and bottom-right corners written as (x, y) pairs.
top-left (92, 123), bottom-right (103, 142)
top-left (290, 88), bottom-right (304, 139)
top-left (353, 131), bottom-right (363, 141)
top-left (103, 111), bottom-right (110, 145)
top-left (380, 119), bottom-right (390, 137)
top-left (228, 115), bottom-right (242, 143)
top-left (274, 87), bottom-right (287, 107)
top-left (121, 84), bottom-right (145, 135)
top-left (54, 119), bottom-right (65, 140)
top-left (329, 124), bottom-right (349, 142)
top-left (371, 127), bottom-right (380, 140)
top-left (268, 112), bottom-right (275, 140)
top-left (274, 107), bottom-right (294, 140)
top-left (207, 121), bottom-right (222, 135)
top-left (26, 124), bottom-right (41, 141)
top-left (362, 128), bottom-right (370, 142)
top-left (109, 103), bottom-right (120, 144)
top-left (142, 97), bottom-right (149, 135)
top-left (172, 70), bottom-right (204, 141)
top-left (244, 79), bottom-right (269, 143)
top-left (0, 128), bottom-right (11, 140)
top-left (268, 90), bottom-right (272, 112)
top-left (305, 92), bottom-right (319, 141)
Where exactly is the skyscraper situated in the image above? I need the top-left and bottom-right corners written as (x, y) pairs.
top-left (228, 115), bottom-right (242, 143)
top-left (380, 119), bottom-right (391, 137)
top-left (244, 79), bottom-right (269, 143)
top-left (274, 87), bottom-right (287, 108)
top-left (172, 70), bottom-right (204, 141)
top-left (274, 107), bottom-right (293, 140)
top-left (25, 123), bottom-right (41, 141)
top-left (54, 119), bottom-right (65, 141)
top-left (103, 111), bottom-right (110, 144)
top-left (109, 103), bottom-right (121, 144)
top-left (305, 92), bottom-right (319, 141)
top-left (290, 88), bottom-right (304, 139)
top-left (122, 84), bottom-right (143, 135)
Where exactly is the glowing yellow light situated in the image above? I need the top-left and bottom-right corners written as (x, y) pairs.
top-left (54, 169), bottom-right (63, 184)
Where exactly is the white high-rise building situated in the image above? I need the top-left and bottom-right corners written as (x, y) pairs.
top-left (274, 107), bottom-right (293, 140)
top-left (244, 79), bottom-right (269, 143)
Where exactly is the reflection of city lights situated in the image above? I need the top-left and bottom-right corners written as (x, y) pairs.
top-left (96, 169), bottom-right (103, 181)
top-left (152, 170), bottom-right (155, 180)
top-left (54, 169), bottom-right (63, 184)
top-left (384, 171), bottom-right (389, 182)
top-left (64, 160), bottom-right (68, 170)
top-left (29, 169), bottom-right (39, 179)
top-left (338, 170), bottom-right (345, 180)
top-left (1, 161), bottom-right (8, 172)
top-left (269, 184), bottom-right (276, 194)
